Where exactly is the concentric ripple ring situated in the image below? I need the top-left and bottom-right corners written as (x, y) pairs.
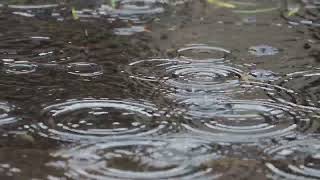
top-left (181, 99), bottom-right (312, 142)
top-left (265, 136), bottom-right (320, 180)
top-left (50, 138), bottom-right (223, 179)
top-left (32, 99), bottom-right (170, 142)
top-left (177, 45), bottom-right (231, 62)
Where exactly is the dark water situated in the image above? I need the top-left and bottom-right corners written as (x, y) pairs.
top-left (0, 0), bottom-right (319, 179)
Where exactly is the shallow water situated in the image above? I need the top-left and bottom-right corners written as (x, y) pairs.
top-left (0, 0), bottom-right (320, 179)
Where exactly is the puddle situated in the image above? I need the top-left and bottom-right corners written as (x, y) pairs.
top-left (0, 0), bottom-right (319, 179)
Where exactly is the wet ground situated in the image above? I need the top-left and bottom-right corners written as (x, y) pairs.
top-left (0, 0), bottom-right (319, 179)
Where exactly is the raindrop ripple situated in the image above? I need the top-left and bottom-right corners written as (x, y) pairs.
top-left (51, 138), bottom-right (223, 179)
top-left (32, 99), bottom-right (171, 142)
top-left (177, 45), bottom-right (232, 62)
top-left (265, 136), bottom-right (320, 180)
top-left (269, 70), bottom-right (320, 111)
top-left (66, 62), bottom-right (103, 77)
top-left (181, 99), bottom-right (312, 142)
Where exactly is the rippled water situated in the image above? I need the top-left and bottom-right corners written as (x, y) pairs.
top-left (265, 135), bottom-right (320, 179)
top-left (32, 98), bottom-right (171, 142)
top-left (0, 0), bottom-right (320, 179)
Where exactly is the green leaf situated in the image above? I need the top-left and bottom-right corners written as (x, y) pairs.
top-left (207, 0), bottom-right (236, 8)
top-left (72, 7), bottom-right (79, 20)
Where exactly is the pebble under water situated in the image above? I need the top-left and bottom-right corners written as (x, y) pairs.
top-left (0, 0), bottom-right (320, 179)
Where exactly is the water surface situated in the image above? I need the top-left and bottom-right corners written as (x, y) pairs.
top-left (0, 0), bottom-right (320, 179)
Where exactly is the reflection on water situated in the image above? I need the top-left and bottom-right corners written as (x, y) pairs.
top-left (0, 0), bottom-right (319, 179)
